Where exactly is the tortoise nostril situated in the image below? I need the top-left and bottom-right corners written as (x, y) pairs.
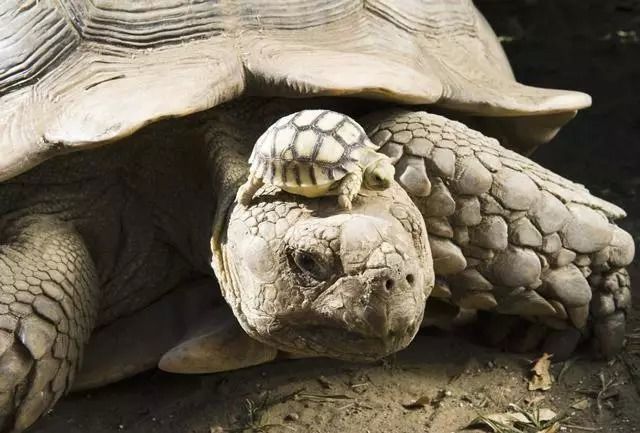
top-left (385, 279), bottom-right (395, 291)
top-left (406, 274), bottom-right (415, 285)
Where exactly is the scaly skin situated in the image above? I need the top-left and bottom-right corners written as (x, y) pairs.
top-left (0, 217), bottom-right (98, 432)
top-left (363, 110), bottom-right (635, 356)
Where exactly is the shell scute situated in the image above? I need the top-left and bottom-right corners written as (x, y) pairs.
top-left (335, 121), bottom-right (363, 145)
top-left (292, 129), bottom-right (319, 160)
top-left (273, 127), bottom-right (296, 157)
top-left (316, 112), bottom-right (346, 131)
top-left (315, 136), bottom-right (345, 165)
top-left (292, 111), bottom-right (320, 128)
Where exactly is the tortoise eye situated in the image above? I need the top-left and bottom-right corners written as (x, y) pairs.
top-left (292, 250), bottom-right (327, 281)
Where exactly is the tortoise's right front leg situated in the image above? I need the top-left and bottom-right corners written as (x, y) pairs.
top-left (0, 216), bottom-right (99, 432)
top-left (337, 171), bottom-right (362, 210)
top-left (365, 110), bottom-right (635, 359)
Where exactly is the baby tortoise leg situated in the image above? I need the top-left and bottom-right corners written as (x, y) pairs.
top-left (337, 171), bottom-right (363, 210)
top-left (0, 216), bottom-right (98, 433)
top-left (364, 109), bottom-right (634, 359)
top-left (236, 174), bottom-right (264, 206)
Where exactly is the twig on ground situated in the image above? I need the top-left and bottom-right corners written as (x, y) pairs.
top-left (562, 424), bottom-right (602, 432)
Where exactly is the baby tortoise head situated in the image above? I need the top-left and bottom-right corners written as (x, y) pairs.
top-left (217, 183), bottom-right (433, 361)
top-left (362, 154), bottom-right (395, 191)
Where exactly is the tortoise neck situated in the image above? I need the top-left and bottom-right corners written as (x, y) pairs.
top-left (204, 114), bottom-right (252, 248)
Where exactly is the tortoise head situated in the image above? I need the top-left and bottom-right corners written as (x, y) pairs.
top-left (213, 183), bottom-right (433, 361)
top-left (363, 155), bottom-right (395, 191)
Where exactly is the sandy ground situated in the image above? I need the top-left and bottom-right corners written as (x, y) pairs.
top-left (32, 1), bottom-right (640, 432)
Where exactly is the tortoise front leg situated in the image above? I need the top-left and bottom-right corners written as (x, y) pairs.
top-left (0, 216), bottom-right (99, 432)
top-left (236, 174), bottom-right (264, 206)
top-left (363, 110), bottom-right (635, 358)
top-left (337, 171), bottom-right (363, 210)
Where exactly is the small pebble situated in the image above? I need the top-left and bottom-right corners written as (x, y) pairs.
top-left (285, 413), bottom-right (300, 422)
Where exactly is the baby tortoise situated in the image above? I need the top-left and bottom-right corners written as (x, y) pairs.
top-left (236, 110), bottom-right (396, 209)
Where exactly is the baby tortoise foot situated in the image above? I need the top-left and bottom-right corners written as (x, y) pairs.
top-left (336, 171), bottom-right (363, 210)
top-left (236, 174), bottom-right (264, 206)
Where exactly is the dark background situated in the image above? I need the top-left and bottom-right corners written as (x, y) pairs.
top-left (477, 0), bottom-right (639, 240)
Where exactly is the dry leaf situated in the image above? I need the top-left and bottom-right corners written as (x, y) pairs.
top-left (468, 407), bottom-right (558, 432)
top-left (467, 413), bottom-right (528, 432)
top-left (466, 414), bottom-right (514, 432)
top-left (539, 422), bottom-right (561, 433)
top-left (506, 404), bottom-right (557, 423)
top-left (483, 412), bottom-right (530, 424)
top-left (529, 353), bottom-right (554, 391)
top-left (533, 408), bottom-right (557, 422)
top-left (401, 396), bottom-right (430, 409)
top-left (571, 398), bottom-right (591, 410)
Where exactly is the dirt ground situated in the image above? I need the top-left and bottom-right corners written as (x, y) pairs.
top-left (32, 1), bottom-right (640, 432)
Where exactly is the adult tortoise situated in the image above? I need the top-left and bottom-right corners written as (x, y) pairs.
top-left (0, 0), bottom-right (634, 432)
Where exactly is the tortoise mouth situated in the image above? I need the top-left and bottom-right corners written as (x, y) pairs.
top-left (268, 322), bottom-right (418, 362)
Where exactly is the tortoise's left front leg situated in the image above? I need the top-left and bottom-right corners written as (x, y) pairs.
top-left (236, 174), bottom-right (264, 206)
top-left (363, 110), bottom-right (635, 358)
top-left (0, 216), bottom-right (99, 432)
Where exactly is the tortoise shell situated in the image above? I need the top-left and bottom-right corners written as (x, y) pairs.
top-left (0, 0), bottom-right (591, 182)
top-left (250, 110), bottom-right (373, 189)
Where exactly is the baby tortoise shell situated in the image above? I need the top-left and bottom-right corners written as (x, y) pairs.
top-left (237, 110), bottom-right (395, 209)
